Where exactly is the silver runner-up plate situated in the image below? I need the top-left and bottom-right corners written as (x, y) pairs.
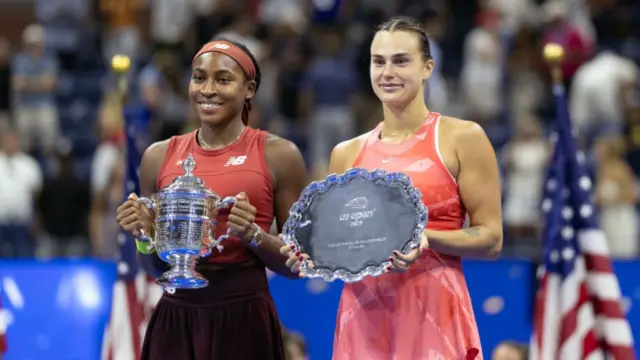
top-left (281, 168), bottom-right (428, 283)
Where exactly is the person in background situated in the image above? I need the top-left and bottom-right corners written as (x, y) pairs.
top-left (269, 38), bottom-right (308, 141)
top-left (36, 0), bottom-right (89, 71)
top-left (149, 0), bottom-right (193, 57)
top-left (139, 50), bottom-right (190, 141)
top-left (502, 114), bottom-right (549, 254)
top-left (300, 26), bottom-right (358, 180)
top-left (570, 47), bottom-right (638, 138)
top-left (89, 91), bottom-right (124, 258)
top-left (0, 128), bottom-right (43, 257)
top-left (217, 14), bottom-right (265, 61)
top-left (507, 27), bottom-right (545, 117)
top-left (100, 0), bottom-right (142, 65)
top-left (593, 136), bottom-right (639, 258)
top-left (541, 0), bottom-right (591, 89)
top-left (38, 143), bottom-right (91, 257)
top-left (11, 24), bottom-right (59, 156)
top-left (420, 8), bottom-right (448, 112)
top-left (492, 341), bottom-right (528, 360)
top-left (0, 38), bottom-right (11, 132)
top-left (624, 105), bottom-right (640, 180)
top-left (459, 9), bottom-right (503, 125)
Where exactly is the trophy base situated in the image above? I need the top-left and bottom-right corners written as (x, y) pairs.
top-left (157, 254), bottom-right (209, 289)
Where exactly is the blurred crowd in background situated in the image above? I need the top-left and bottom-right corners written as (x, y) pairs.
top-left (0, 0), bottom-right (639, 265)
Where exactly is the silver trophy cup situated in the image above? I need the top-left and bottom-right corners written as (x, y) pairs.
top-left (136, 153), bottom-right (237, 289)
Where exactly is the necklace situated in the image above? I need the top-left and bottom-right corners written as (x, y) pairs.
top-left (379, 113), bottom-right (431, 140)
top-left (197, 126), bottom-right (246, 150)
top-left (379, 129), bottom-right (414, 141)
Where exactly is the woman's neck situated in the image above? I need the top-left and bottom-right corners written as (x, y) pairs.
top-left (381, 95), bottom-right (430, 136)
top-left (198, 118), bottom-right (246, 150)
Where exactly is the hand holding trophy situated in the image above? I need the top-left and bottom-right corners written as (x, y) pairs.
top-left (131, 153), bottom-right (250, 289)
top-left (280, 168), bottom-right (428, 283)
top-left (116, 193), bottom-right (153, 240)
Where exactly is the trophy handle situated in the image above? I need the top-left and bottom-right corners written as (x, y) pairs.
top-left (137, 197), bottom-right (156, 245)
top-left (208, 196), bottom-right (240, 253)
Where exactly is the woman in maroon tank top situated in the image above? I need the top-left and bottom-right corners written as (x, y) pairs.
top-left (115, 38), bottom-right (308, 360)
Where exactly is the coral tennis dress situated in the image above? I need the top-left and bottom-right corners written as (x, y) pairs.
top-left (332, 112), bottom-right (483, 360)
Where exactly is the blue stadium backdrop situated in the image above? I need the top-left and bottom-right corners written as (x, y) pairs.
top-left (0, 259), bottom-right (638, 359)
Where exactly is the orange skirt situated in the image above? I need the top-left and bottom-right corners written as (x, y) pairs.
top-left (333, 251), bottom-right (482, 360)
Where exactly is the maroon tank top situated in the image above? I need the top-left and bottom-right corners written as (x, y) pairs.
top-left (156, 127), bottom-right (274, 264)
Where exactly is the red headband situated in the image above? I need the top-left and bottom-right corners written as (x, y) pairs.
top-left (193, 41), bottom-right (257, 80)
top-left (193, 41), bottom-right (257, 125)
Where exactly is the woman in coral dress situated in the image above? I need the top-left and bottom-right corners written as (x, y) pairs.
top-left (282, 16), bottom-right (503, 360)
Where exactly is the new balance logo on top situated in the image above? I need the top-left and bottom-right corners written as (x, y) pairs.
top-left (224, 155), bottom-right (247, 166)
top-left (211, 43), bottom-right (230, 50)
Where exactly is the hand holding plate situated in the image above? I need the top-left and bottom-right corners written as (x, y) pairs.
top-left (279, 240), bottom-right (315, 277)
top-left (281, 168), bottom-right (428, 282)
top-left (387, 232), bottom-right (429, 272)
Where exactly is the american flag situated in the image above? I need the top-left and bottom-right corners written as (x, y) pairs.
top-left (529, 83), bottom-right (635, 360)
top-left (101, 105), bottom-right (162, 360)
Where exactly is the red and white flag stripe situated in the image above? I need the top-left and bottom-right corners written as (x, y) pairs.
top-left (531, 230), bottom-right (635, 360)
top-left (101, 273), bottom-right (161, 360)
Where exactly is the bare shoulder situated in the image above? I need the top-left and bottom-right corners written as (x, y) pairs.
top-left (264, 133), bottom-right (307, 188)
top-left (334, 132), bottom-right (369, 155)
top-left (139, 139), bottom-right (171, 193)
top-left (142, 139), bottom-right (171, 165)
top-left (440, 116), bottom-right (494, 155)
top-left (265, 133), bottom-right (305, 161)
top-left (330, 132), bottom-right (370, 173)
top-left (265, 133), bottom-right (306, 172)
top-left (439, 116), bottom-right (487, 141)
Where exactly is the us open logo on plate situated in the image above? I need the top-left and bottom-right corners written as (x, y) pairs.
top-left (340, 197), bottom-right (375, 227)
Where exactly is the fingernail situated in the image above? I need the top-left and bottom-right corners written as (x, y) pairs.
top-left (289, 244), bottom-right (295, 249)
top-left (388, 257), bottom-right (393, 262)
top-left (295, 251), bottom-right (301, 256)
top-left (298, 256), bottom-right (304, 261)
top-left (385, 266), bottom-right (391, 272)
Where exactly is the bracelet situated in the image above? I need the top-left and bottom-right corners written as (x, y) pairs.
top-left (135, 239), bottom-right (155, 255)
top-left (247, 226), bottom-right (263, 248)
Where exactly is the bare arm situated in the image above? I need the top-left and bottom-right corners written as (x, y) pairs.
top-left (248, 136), bottom-right (308, 279)
top-left (136, 140), bottom-right (170, 277)
top-left (425, 121), bottom-right (504, 259)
